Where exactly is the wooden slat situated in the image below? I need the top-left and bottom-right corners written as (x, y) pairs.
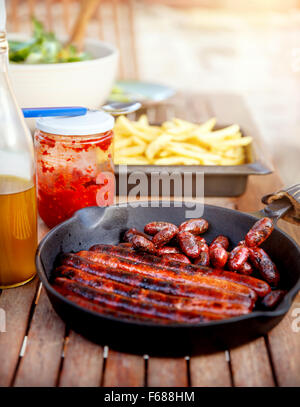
top-left (103, 349), bottom-right (145, 387)
top-left (61, 0), bottom-right (72, 34)
top-left (127, 0), bottom-right (139, 79)
top-left (96, 1), bottom-right (104, 40)
top-left (9, 0), bottom-right (20, 32)
top-left (267, 221), bottom-right (300, 387)
top-left (14, 288), bottom-right (65, 387)
top-left (46, 0), bottom-right (54, 31)
top-left (268, 292), bottom-right (300, 387)
top-left (59, 331), bottom-right (104, 387)
top-left (27, 0), bottom-right (37, 18)
top-left (190, 351), bottom-right (232, 387)
top-left (0, 278), bottom-right (38, 387)
top-left (112, 0), bottom-right (123, 78)
top-left (230, 338), bottom-right (275, 387)
top-left (147, 358), bottom-right (188, 387)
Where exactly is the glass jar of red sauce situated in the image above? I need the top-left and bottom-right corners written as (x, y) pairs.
top-left (34, 111), bottom-right (115, 228)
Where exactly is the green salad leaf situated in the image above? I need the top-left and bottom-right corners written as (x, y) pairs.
top-left (9, 18), bottom-right (92, 64)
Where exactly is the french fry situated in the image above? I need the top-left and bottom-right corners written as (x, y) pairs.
top-left (114, 137), bottom-right (132, 150)
top-left (145, 134), bottom-right (172, 161)
top-left (137, 114), bottom-right (149, 126)
top-left (113, 115), bottom-right (252, 166)
top-left (193, 117), bottom-right (216, 133)
top-left (154, 157), bottom-right (200, 165)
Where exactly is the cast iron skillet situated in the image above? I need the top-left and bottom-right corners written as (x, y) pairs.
top-left (36, 187), bottom-right (300, 356)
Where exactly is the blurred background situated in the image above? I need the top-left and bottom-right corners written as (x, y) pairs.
top-left (5, 0), bottom-right (300, 185)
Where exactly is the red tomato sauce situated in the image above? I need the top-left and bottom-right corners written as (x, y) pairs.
top-left (35, 130), bottom-right (114, 228)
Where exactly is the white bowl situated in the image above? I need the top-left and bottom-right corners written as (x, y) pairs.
top-left (8, 35), bottom-right (119, 110)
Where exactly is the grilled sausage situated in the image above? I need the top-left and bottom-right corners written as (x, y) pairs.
top-left (123, 228), bottom-right (150, 243)
top-left (249, 247), bottom-right (280, 287)
top-left (131, 235), bottom-right (157, 255)
top-left (162, 253), bottom-right (191, 264)
top-left (239, 261), bottom-right (253, 276)
top-left (118, 243), bottom-right (134, 249)
top-left (209, 245), bottom-right (228, 269)
top-left (261, 290), bottom-right (287, 309)
top-left (54, 286), bottom-right (173, 323)
top-left (228, 246), bottom-right (250, 272)
top-left (55, 266), bottom-right (252, 316)
top-left (178, 231), bottom-right (201, 258)
top-left (210, 235), bottom-right (229, 250)
top-left (53, 277), bottom-right (230, 322)
top-left (60, 253), bottom-right (255, 307)
top-left (88, 245), bottom-right (269, 297)
top-left (152, 224), bottom-right (178, 248)
top-left (74, 251), bottom-right (259, 300)
top-left (196, 236), bottom-right (207, 245)
top-left (144, 222), bottom-right (177, 235)
top-left (245, 217), bottom-right (274, 247)
top-left (179, 218), bottom-right (209, 235)
top-left (157, 246), bottom-right (181, 255)
top-left (194, 242), bottom-right (210, 267)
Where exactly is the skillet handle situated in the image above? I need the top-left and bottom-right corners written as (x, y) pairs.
top-left (261, 184), bottom-right (300, 225)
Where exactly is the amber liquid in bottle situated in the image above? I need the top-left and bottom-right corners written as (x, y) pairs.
top-left (0, 175), bottom-right (37, 288)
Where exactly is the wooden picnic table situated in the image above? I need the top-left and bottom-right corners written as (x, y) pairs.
top-left (0, 93), bottom-right (299, 387)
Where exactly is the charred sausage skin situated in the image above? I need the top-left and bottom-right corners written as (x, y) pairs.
top-left (60, 253), bottom-right (255, 307)
top-left (144, 222), bottom-right (177, 235)
top-left (261, 290), bottom-right (287, 309)
top-left (89, 245), bottom-right (270, 297)
top-left (245, 217), bottom-right (274, 247)
top-left (249, 247), bottom-right (280, 287)
top-left (178, 231), bottom-right (201, 258)
top-left (131, 235), bottom-right (157, 255)
top-left (152, 224), bottom-right (179, 248)
top-left (228, 246), bottom-right (250, 272)
top-left (179, 218), bottom-right (209, 235)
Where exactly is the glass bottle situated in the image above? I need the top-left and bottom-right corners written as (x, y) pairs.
top-left (0, 24), bottom-right (37, 287)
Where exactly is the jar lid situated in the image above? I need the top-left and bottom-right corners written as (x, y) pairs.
top-left (36, 110), bottom-right (114, 136)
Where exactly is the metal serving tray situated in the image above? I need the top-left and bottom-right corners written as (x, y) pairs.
top-left (115, 125), bottom-right (273, 197)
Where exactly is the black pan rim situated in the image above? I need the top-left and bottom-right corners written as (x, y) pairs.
top-left (36, 201), bottom-right (300, 329)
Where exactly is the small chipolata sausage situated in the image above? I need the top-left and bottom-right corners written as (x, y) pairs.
top-left (152, 224), bottom-right (178, 248)
top-left (178, 231), bottom-right (201, 258)
top-left (131, 235), bottom-right (157, 255)
top-left (228, 246), bottom-right (250, 272)
top-left (123, 228), bottom-right (150, 243)
top-left (249, 247), bottom-right (280, 287)
top-left (210, 235), bottom-right (229, 250)
top-left (144, 222), bottom-right (177, 236)
top-left (194, 242), bottom-right (210, 267)
top-left (209, 245), bottom-right (228, 269)
top-left (245, 217), bottom-right (274, 247)
top-left (179, 218), bottom-right (209, 235)
top-left (261, 290), bottom-right (287, 309)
